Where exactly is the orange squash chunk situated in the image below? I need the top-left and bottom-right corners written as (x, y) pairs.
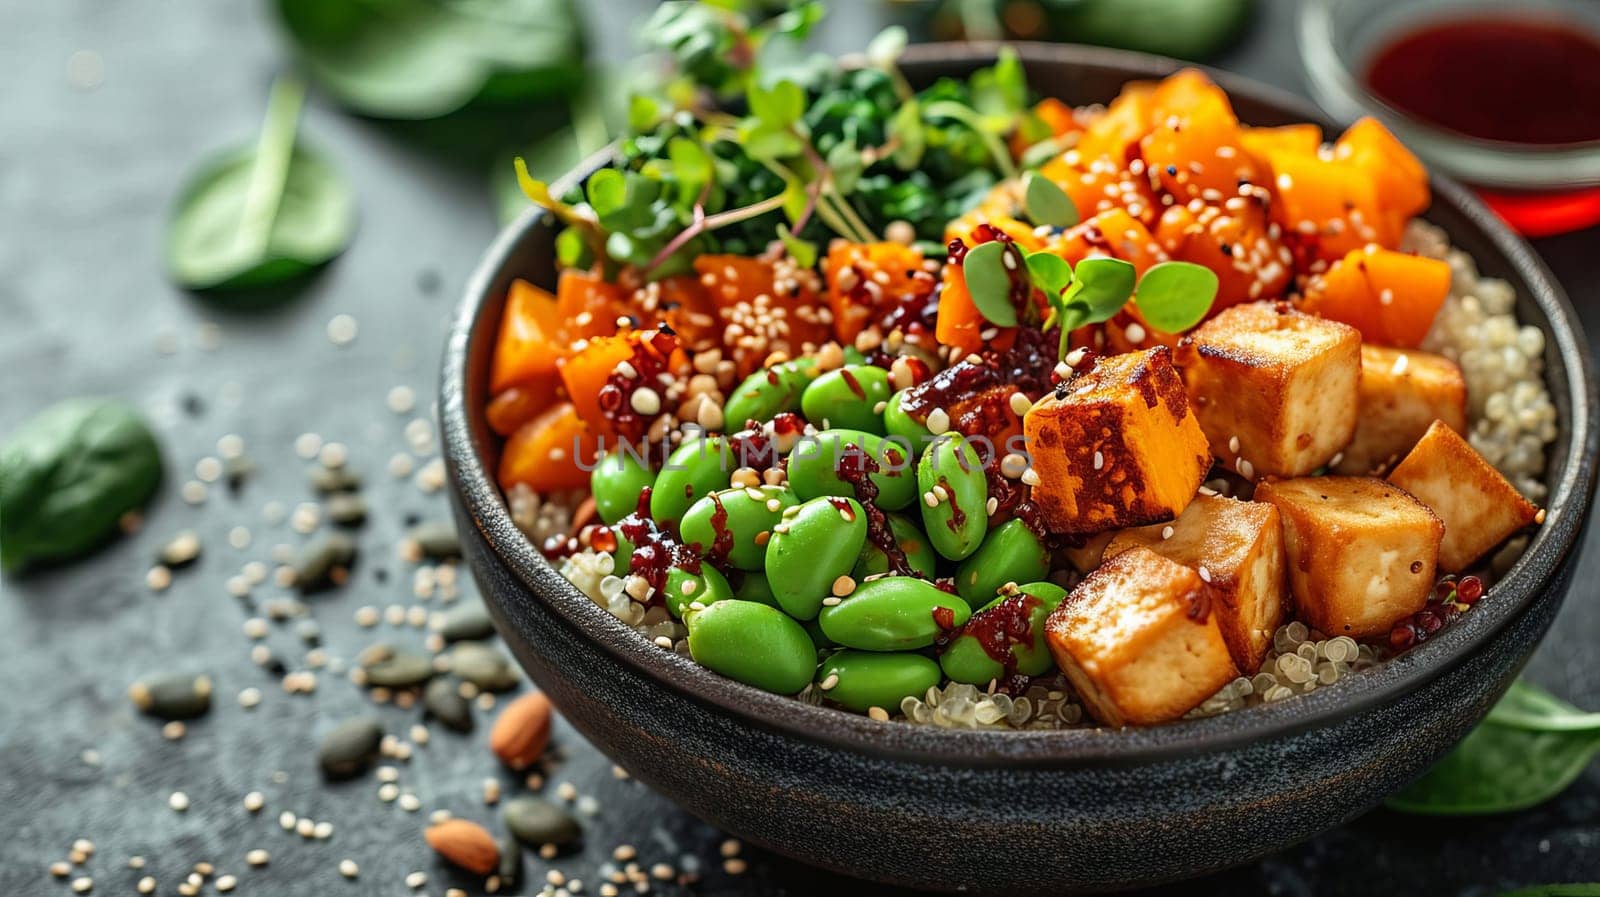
top-left (1265, 150), bottom-right (1396, 259)
top-left (694, 254), bottom-right (831, 375)
top-left (1335, 117), bottom-right (1429, 219)
top-left (1142, 72), bottom-right (1260, 202)
top-left (498, 402), bottom-right (601, 493)
top-left (491, 279), bottom-right (568, 403)
top-left (556, 333), bottom-right (638, 435)
top-left (1302, 247), bottom-right (1451, 349)
top-left (1022, 347), bottom-right (1211, 535)
top-left (556, 269), bottom-right (635, 341)
top-left (1239, 123), bottom-right (1323, 164)
top-left (1077, 82), bottom-right (1155, 164)
top-left (822, 241), bottom-right (932, 343)
top-left (1049, 209), bottom-right (1165, 275)
top-left (1154, 203), bottom-right (1292, 310)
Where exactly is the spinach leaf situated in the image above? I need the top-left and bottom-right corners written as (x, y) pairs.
top-left (1497, 886), bottom-right (1600, 896)
top-left (167, 78), bottom-right (354, 291)
top-left (1387, 682), bottom-right (1600, 816)
top-left (275, 0), bottom-right (586, 120)
top-left (0, 398), bottom-right (163, 573)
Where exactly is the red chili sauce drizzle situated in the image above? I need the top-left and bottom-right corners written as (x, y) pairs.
top-left (832, 441), bottom-right (916, 576)
top-left (937, 591), bottom-right (1042, 694)
top-left (595, 326), bottom-right (680, 443)
top-left (604, 487), bottom-right (705, 602)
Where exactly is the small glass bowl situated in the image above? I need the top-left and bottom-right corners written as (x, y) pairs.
top-left (1298, 0), bottom-right (1600, 192)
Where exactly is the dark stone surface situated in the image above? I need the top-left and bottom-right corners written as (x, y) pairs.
top-left (0, 1), bottom-right (1597, 895)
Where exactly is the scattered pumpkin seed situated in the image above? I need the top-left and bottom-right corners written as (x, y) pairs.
top-left (318, 717), bottom-right (383, 780)
top-left (448, 643), bottom-right (519, 692)
top-left (407, 520), bottom-right (461, 560)
top-left (128, 673), bottom-right (213, 720)
top-left (361, 650), bottom-right (435, 688)
top-left (293, 532), bottom-right (356, 591)
top-left (423, 678), bottom-right (475, 733)
top-left (503, 797), bottom-right (582, 850)
top-left (437, 602), bottom-right (495, 643)
top-left (325, 493), bottom-right (368, 528)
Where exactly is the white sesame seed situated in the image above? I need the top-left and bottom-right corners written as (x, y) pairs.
top-left (1228, 435), bottom-right (1240, 454)
top-left (1092, 451), bottom-right (1104, 471)
top-left (168, 792), bottom-right (190, 812)
top-left (1237, 458), bottom-right (1255, 480)
top-left (72, 876), bottom-right (93, 894)
top-left (326, 314), bottom-right (359, 346)
top-left (925, 407), bottom-right (950, 435)
top-left (216, 875), bottom-right (238, 892)
top-left (867, 706), bottom-right (890, 721)
top-left (1162, 526), bottom-right (1174, 540)
top-left (339, 859), bottom-right (359, 879)
top-left (630, 388), bottom-right (662, 416)
top-left (1198, 566), bottom-right (1213, 583)
top-left (1020, 468), bottom-right (1042, 487)
top-left (1391, 353), bottom-right (1409, 376)
top-left (1008, 392), bottom-right (1032, 416)
top-left (1124, 323), bottom-right (1146, 344)
top-left (819, 674), bottom-right (840, 690)
top-left (247, 849), bottom-right (270, 867)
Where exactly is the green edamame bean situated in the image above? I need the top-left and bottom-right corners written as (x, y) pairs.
top-left (680, 485), bottom-right (798, 571)
top-left (732, 570), bottom-right (780, 608)
top-left (591, 449), bottom-right (655, 524)
top-left (664, 564), bottom-right (734, 618)
top-left (816, 650), bottom-right (941, 713)
top-left (765, 497), bottom-right (868, 620)
top-left (917, 435), bottom-right (988, 562)
top-left (954, 519), bottom-right (1051, 607)
top-left (786, 429), bottom-right (916, 510)
top-left (803, 617), bottom-right (837, 649)
top-left (650, 436), bottom-right (734, 526)
top-left (685, 600), bottom-right (817, 694)
top-left (817, 576), bottom-right (971, 651)
top-left (882, 389), bottom-right (934, 452)
top-left (852, 512), bottom-right (939, 580)
top-left (939, 582), bottom-right (1067, 685)
top-left (801, 365), bottom-right (892, 434)
top-left (723, 360), bottom-right (816, 428)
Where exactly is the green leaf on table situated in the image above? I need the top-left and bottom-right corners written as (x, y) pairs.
top-left (1496, 886), bottom-right (1600, 896)
top-left (273, 0), bottom-right (587, 119)
top-left (962, 240), bottom-right (1019, 328)
top-left (1024, 251), bottom-right (1073, 300)
top-left (1387, 682), bottom-right (1600, 816)
top-left (1134, 261), bottom-right (1219, 333)
top-left (1022, 171), bottom-right (1079, 228)
top-left (1068, 257), bottom-right (1138, 324)
top-left (167, 77), bottom-right (354, 291)
top-left (0, 398), bottom-right (162, 573)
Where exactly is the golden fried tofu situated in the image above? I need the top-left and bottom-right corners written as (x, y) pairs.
top-left (1178, 301), bottom-right (1361, 478)
top-left (1255, 476), bottom-right (1443, 638)
top-left (1105, 494), bottom-right (1286, 672)
top-left (1045, 548), bottom-right (1238, 726)
top-left (1333, 345), bottom-right (1467, 476)
top-left (1023, 347), bottom-right (1212, 535)
top-left (1388, 420), bottom-right (1540, 572)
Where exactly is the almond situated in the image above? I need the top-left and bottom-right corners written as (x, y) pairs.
top-left (424, 819), bottom-right (499, 875)
top-left (489, 691), bottom-right (552, 770)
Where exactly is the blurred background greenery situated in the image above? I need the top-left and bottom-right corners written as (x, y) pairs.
top-left (263, 0), bottom-right (1256, 226)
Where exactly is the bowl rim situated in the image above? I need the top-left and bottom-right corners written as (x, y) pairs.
top-left (441, 40), bottom-right (1599, 768)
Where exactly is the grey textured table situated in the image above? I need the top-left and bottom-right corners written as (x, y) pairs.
top-left (2, 2), bottom-right (1598, 895)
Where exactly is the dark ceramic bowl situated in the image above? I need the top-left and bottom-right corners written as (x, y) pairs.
top-left (442, 43), bottom-right (1598, 894)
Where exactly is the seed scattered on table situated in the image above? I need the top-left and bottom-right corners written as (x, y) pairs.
top-left (169, 792), bottom-right (190, 812)
top-left (338, 858), bottom-right (359, 879)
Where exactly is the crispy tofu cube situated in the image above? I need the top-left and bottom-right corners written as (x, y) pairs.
top-left (1388, 420), bottom-right (1540, 572)
top-left (1333, 345), bottom-right (1468, 475)
top-left (1045, 548), bottom-right (1239, 726)
top-left (1178, 301), bottom-right (1361, 478)
top-left (1023, 347), bottom-right (1212, 534)
top-left (1105, 494), bottom-right (1286, 672)
top-left (1255, 476), bottom-right (1443, 638)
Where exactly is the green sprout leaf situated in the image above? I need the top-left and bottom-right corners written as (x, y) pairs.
top-left (667, 137), bottom-right (714, 207)
top-left (971, 46), bottom-right (1026, 119)
top-left (888, 99), bottom-right (925, 170)
top-left (962, 240), bottom-right (1019, 328)
top-left (1024, 251), bottom-right (1073, 300)
top-left (777, 223), bottom-right (817, 268)
top-left (747, 79), bottom-right (806, 129)
top-left (866, 25), bottom-right (908, 69)
top-left (1068, 257), bottom-right (1138, 324)
top-left (1022, 171), bottom-right (1079, 229)
top-left (1134, 261), bottom-right (1219, 333)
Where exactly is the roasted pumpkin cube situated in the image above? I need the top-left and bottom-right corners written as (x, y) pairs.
top-left (1045, 547), bottom-right (1239, 727)
top-left (1178, 301), bottom-right (1361, 478)
top-left (1255, 476), bottom-right (1443, 639)
top-left (1334, 346), bottom-right (1467, 476)
top-left (1387, 420), bottom-right (1540, 572)
top-left (1105, 494), bottom-right (1286, 672)
top-left (1022, 347), bottom-right (1212, 534)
